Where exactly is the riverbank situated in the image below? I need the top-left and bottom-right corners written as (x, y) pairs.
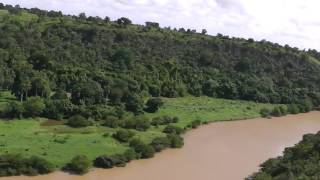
top-left (2, 111), bottom-right (320, 180)
top-left (0, 97), bottom-right (275, 168)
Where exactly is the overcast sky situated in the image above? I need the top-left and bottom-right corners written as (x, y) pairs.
top-left (2, 0), bottom-right (320, 50)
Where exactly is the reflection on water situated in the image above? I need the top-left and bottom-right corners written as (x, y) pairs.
top-left (2, 111), bottom-right (320, 180)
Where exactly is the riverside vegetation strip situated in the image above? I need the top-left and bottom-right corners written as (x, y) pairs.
top-left (0, 95), bottom-right (277, 169)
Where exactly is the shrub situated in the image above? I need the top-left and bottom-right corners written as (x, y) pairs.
top-left (64, 155), bottom-right (91, 174)
top-left (189, 120), bottom-right (202, 129)
top-left (271, 107), bottom-right (282, 117)
top-left (5, 101), bottom-right (25, 118)
top-left (129, 138), bottom-right (155, 158)
top-left (163, 125), bottom-right (184, 135)
top-left (120, 116), bottom-right (150, 131)
top-left (279, 106), bottom-right (287, 115)
top-left (151, 116), bottom-right (179, 126)
top-left (298, 99), bottom-right (313, 113)
top-left (0, 154), bottom-right (54, 177)
top-left (67, 115), bottom-right (92, 128)
top-left (23, 96), bottom-right (45, 117)
top-left (112, 129), bottom-right (135, 142)
top-left (150, 137), bottom-right (171, 152)
top-left (123, 148), bottom-right (137, 162)
top-left (144, 98), bottom-right (164, 113)
top-left (93, 155), bottom-right (114, 169)
top-left (260, 108), bottom-right (271, 118)
top-left (167, 134), bottom-right (184, 148)
top-left (287, 104), bottom-right (300, 114)
top-left (102, 116), bottom-right (119, 128)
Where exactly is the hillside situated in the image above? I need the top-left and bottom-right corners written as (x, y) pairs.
top-left (0, 4), bottom-right (319, 110)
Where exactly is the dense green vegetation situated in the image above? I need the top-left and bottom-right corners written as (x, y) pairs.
top-left (0, 4), bottom-right (319, 123)
top-left (0, 95), bottom-right (276, 173)
top-left (0, 154), bottom-right (54, 177)
top-left (248, 132), bottom-right (320, 180)
top-left (0, 3), bottom-right (319, 176)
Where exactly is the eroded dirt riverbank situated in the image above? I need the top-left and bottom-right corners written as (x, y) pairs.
top-left (2, 111), bottom-right (320, 180)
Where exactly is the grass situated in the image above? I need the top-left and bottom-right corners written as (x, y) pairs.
top-left (0, 95), bottom-right (279, 167)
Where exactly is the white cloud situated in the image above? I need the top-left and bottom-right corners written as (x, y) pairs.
top-left (2, 0), bottom-right (320, 50)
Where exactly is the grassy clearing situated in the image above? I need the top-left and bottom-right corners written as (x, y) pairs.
top-left (0, 96), bottom-right (278, 167)
top-left (146, 97), bottom-right (276, 127)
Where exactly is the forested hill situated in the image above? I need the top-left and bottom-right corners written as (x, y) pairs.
top-left (0, 4), bottom-right (320, 115)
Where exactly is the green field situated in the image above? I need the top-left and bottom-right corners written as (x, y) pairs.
top-left (0, 96), bottom-right (277, 167)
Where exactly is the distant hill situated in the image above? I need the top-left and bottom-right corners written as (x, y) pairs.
top-left (0, 3), bottom-right (320, 111)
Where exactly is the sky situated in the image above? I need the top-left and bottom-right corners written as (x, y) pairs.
top-left (2, 0), bottom-right (320, 50)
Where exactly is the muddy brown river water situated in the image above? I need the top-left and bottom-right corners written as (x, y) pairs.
top-left (2, 111), bottom-right (320, 180)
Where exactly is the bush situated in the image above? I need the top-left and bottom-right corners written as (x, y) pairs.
top-left (151, 116), bottom-right (179, 126)
top-left (64, 155), bottom-right (91, 174)
top-left (129, 138), bottom-right (155, 158)
top-left (150, 137), bottom-right (171, 152)
top-left (5, 101), bottom-right (25, 118)
top-left (23, 96), bottom-right (45, 117)
top-left (260, 108), bottom-right (271, 118)
top-left (67, 115), bottom-right (92, 128)
top-left (112, 129), bottom-right (135, 142)
top-left (93, 155), bottom-right (114, 169)
top-left (123, 148), bottom-right (137, 162)
top-left (163, 125), bottom-right (184, 135)
top-left (102, 116), bottom-right (119, 128)
top-left (279, 106), bottom-right (287, 115)
top-left (0, 154), bottom-right (54, 177)
top-left (189, 120), bottom-right (202, 129)
top-left (287, 104), bottom-right (300, 114)
top-left (145, 98), bottom-right (164, 113)
top-left (120, 116), bottom-right (151, 131)
top-left (298, 99), bottom-right (313, 113)
top-left (271, 107), bottom-right (282, 117)
top-left (167, 134), bottom-right (184, 148)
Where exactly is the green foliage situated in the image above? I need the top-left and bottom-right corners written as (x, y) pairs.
top-left (112, 129), bottom-right (135, 142)
top-left (150, 137), bottom-right (171, 152)
top-left (287, 104), bottom-right (300, 114)
top-left (163, 125), bottom-right (184, 135)
top-left (247, 132), bottom-right (320, 179)
top-left (129, 138), bottom-right (155, 158)
top-left (0, 154), bottom-right (54, 177)
top-left (120, 116), bottom-right (151, 131)
top-left (145, 98), bottom-right (164, 113)
top-left (151, 116), bottom-right (179, 126)
top-left (271, 106), bottom-right (282, 117)
top-left (23, 96), bottom-right (45, 117)
top-left (67, 115), bottom-right (92, 128)
top-left (188, 120), bottom-right (202, 129)
top-left (64, 155), bottom-right (91, 174)
top-left (260, 108), bottom-right (271, 118)
top-left (167, 134), bottom-right (184, 148)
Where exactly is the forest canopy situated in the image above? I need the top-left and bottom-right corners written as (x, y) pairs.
top-left (0, 3), bottom-right (319, 121)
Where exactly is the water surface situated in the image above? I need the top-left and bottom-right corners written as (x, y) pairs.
top-left (2, 111), bottom-right (320, 180)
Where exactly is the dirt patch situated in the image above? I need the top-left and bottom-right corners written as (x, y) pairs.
top-left (41, 120), bottom-right (64, 126)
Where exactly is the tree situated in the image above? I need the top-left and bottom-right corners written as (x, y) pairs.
top-left (145, 98), bottom-right (163, 113)
top-left (201, 29), bottom-right (207, 35)
top-left (145, 22), bottom-right (160, 29)
top-left (23, 96), bottom-right (45, 117)
top-left (117, 17), bottom-right (132, 26)
top-left (124, 94), bottom-right (144, 115)
top-left (64, 155), bottom-right (91, 174)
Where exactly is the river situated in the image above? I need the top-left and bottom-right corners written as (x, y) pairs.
top-left (2, 111), bottom-right (320, 180)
